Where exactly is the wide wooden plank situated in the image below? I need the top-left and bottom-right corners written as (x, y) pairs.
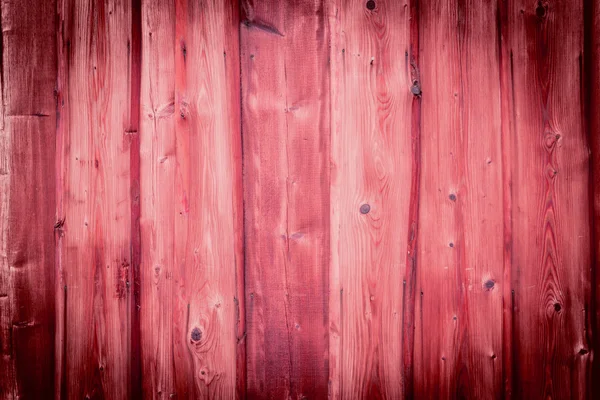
top-left (413, 0), bottom-right (504, 398)
top-left (139, 0), bottom-right (242, 398)
top-left (508, 0), bottom-right (592, 398)
top-left (175, 0), bottom-right (242, 397)
top-left (56, 1), bottom-right (133, 398)
top-left (0, 0), bottom-right (57, 397)
top-left (328, 0), bottom-right (412, 398)
top-left (241, 1), bottom-right (330, 398)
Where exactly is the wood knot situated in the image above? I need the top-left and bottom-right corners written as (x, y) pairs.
top-left (535, 2), bottom-right (547, 18)
top-left (411, 81), bottom-right (422, 96)
top-left (449, 193), bottom-right (457, 202)
top-left (360, 203), bottom-right (371, 214)
top-left (579, 348), bottom-right (589, 355)
top-left (191, 327), bottom-right (202, 342)
top-left (366, 0), bottom-right (376, 10)
top-left (553, 303), bottom-right (561, 312)
top-left (484, 280), bottom-right (495, 291)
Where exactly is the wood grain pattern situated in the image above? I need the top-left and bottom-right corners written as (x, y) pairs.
top-left (414, 1), bottom-right (504, 398)
top-left (175, 0), bottom-right (242, 397)
top-left (241, 0), bottom-right (330, 398)
top-left (140, 0), bottom-right (242, 398)
top-left (328, 0), bottom-right (412, 398)
top-left (129, 0), bottom-right (142, 397)
top-left (498, 0), bottom-right (515, 397)
top-left (56, 1), bottom-right (133, 398)
top-left (139, 1), bottom-right (177, 397)
top-left (588, 0), bottom-right (600, 397)
top-left (0, 1), bottom-right (599, 398)
top-left (0, 0), bottom-right (57, 397)
top-left (508, 0), bottom-right (592, 398)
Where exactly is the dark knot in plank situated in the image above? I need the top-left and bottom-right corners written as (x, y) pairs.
top-left (360, 204), bottom-right (371, 214)
top-left (191, 327), bottom-right (202, 342)
top-left (411, 81), bottom-right (422, 96)
top-left (535, 2), bottom-right (547, 18)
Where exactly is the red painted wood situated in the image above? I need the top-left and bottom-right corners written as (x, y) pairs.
top-left (139, 1), bottom-right (177, 397)
top-left (498, 0), bottom-right (515, 397)
top-left (328, 0), bottom-right (413, 398)
top-left (56, 1), bottom-right (133, 398)
top-left (139, 0), bottom-right (242, 397)
top-left (0, 0), bottom-right (57, 398)
top-left (240, 1), bottom-right (330, 398)
top-left (589, 0), bottom-right (600, 397)
top-left (403, 0), bottom-right (422, 397)
top-left (129, 0), bottom-right (143, 398)
top-left (509, 0), bottom-right (592, 398)
top-left (414, 1), bottom-right (504, 398)
top-left (0, 1), bottom-right (599, 398)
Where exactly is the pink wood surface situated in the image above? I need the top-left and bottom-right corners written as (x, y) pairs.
top-left (0, 1), bottom-right (597, 399)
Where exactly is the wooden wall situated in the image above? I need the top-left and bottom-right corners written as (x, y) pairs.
top-left (1, 0), bottom-right (599, 399)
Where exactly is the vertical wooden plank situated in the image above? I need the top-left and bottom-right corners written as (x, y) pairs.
top-left (509, 0), bottom-right (592, 398)
top-left (0, 0), bottom-right (56, 398)
top-left (329, 0), bottom-right (412, 398)
top-left (414, 0), bottom-right (504, 398)
top-left (588, 0), bottom-right (600, 397)
top-left (498, 0), bottom-right (515, 397)
top-left (241, 1), bottom-right (330, 398)
top-left (403, 0), bottom-right (422, 397)
top-left (175, 0), bottom-right (242, 397)
top-left (129, 0), bottom-right (143, 397)
top-left (139, 1), bottom-right (177, 397)
top-left (140, 0), bottom-right (242, 397)
top-left (56, 1), bottom-right (132, 398)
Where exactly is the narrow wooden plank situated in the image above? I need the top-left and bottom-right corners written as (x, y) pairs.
top-left (139, 1), bottom-right (177, 397)
top-left (588, 0), bottom-right (600, 397)
top-left (328, 0), bottom-right (412, 398)
top-left (241, 1), bottom-right (330, 398)
top-left (509, 0), bottom-right (592, 398)
top-left (403, 0), bottom-right (422, 397)
top-left (129, 0), bottom-right (143, 397)
top-left (56, 1), bottom-right (132, 398)
top-left (140, 0), bottom-right (242, 397)
top-left (0, 0), bottom-right (56, 397)
top-left (498, 0), bottom-right (515, 397)
top-left (414, 0), bottom-right (504, 398)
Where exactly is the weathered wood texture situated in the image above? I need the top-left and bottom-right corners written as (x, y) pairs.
top-left (56, 0), bottom-right (134, 398)
top-left (508, 0), bottom-right (592, 398)
top-left (1, 0), bottom-right (600, 399)
top-left (414, 1), bottom-right (504, 398)
top-left (589, 0), bottom-right (600, 398)
top-left (0, 0), bottom-right (57, 398)
top-left (240, 1), bottom-right (330, 398)
top-left (139, 0), bottom-right (242, 398)
top-left (329, 0), bottom-right (412, 398)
